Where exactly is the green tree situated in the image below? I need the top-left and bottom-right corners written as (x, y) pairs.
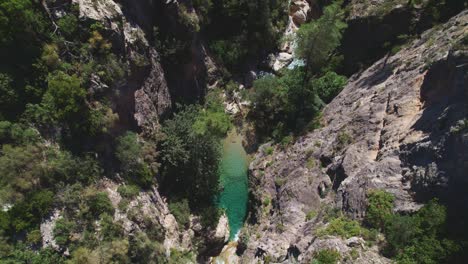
top-left (249, 68), bottom-right (323, 140)
top-left (45, 71), bottom-right (86, 121)
top-left (381, 199), bottom-right (459, 263)
top-left (87, 192), bottom-right (114, 218)
top-left (0, 144), bottom-right (44, 204)
top-left (0, 0), bottom-right (50, 119)
top-left (312, 71), bottom-right (347, 103)
top-left (0, 73), bottom-right (18, 118)
top-left (54, 218), bottom-right (76, 247)
top-left (295, 0), bottom-right (347, 79)
top-left (8, 190), bottom-right (54, 233)
top-left (161, 102), bottom-right (229, 208)
top-left (116, 132), bottom-right (154, 187)
top-left (366, 190), bottom-right (394, 230)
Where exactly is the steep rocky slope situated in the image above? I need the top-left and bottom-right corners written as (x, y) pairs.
top-left (241, 10), bottom-right (467, 263)
top-left (36, 0), bottom-right (228, 259)
top-left (341, 0), bottom-right (466, 75)
top-left (23, 0), bottom-right (466, 262)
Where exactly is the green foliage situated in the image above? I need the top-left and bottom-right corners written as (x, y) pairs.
top-left (280, 135), bottom-right (294, 148)
top-left (0, 73), bottom-right (18, 118)
top-left (0, 0), bottom-right (50, 119)
top-left (46, 71), bottom-right (86, 121)
top-left (385, 201), bottom-right (460, 263)
top-left (205, 0), bottom-right (288, 71)
top-left (57, 14), bottom-right (78, 38)
top-left (117, 185), bottom-right (140, 199)
top-left (87, 192), bottom-right (114, 218)
top-left (296, 0), bottom-right (347, 74)
top-left (0, 144), bottom-right (44, 204)
top-left (88, 31), bottom-right (112, 54)
top-left (199, 205), bottom-right (222, 229)
top-left (209, 38), bottom-right (248, 69)
top-left (54, 218), bottom-right (76, 247)
top-left (168, 199), bottom-right (191, 228)
top-left (67, 239), bottom-right (130, 264)
top-left (336, 131), bottom-right (353, 151)
top-left (312, 71), bottom-right (347, 104)
top-left (193, 0), bottom-right (213, 23)
top-left (41, 44), bottom-right (61, 69)
top-left (193, 91), bottom-right (231, 137)
top-left (116, 132), bottom-right (154, 188)
top-left (6, 190), bottom-right (54, 233)
top-left (248, 55), bottom-right (346, 140)
top-left (264, 146), bottom-right (274, 155)
top-left (365, 191), bottom-right (460, 263)
top-left (1, 246), bottom-right (65, 264)
top-left (317, 217), bottom-right (364, 239)
top-left (306, 158), bottom-right (316, 169)
top-left (100, 213), bottom-right (124, 241)
top-left (249, 67), bottom-right (328, 140)
top-left (169, 248), bottom-right (195, 264)
top-left (26, 229), bottom-right (42, 245)
top-left (178, 4), bottom-right (200, 32)
top-left (0, 121), bottom-right (40, 145)
top-left (161, 101), bottom-right (229, 207)
top-left (274, 178), bottom-right (286, 187)
top-left (129, 232), bottom-right (166, 264)
top-left (306, 210), bottom-right (317, 221)
top-left (366, 190), bottom-right (394, 230)
top-left (311, 249), bottom-right (341, 264)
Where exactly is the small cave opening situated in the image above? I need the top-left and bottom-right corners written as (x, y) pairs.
top-left (255, 247), bottom-right (267, 259)
top-left (286, 245), bottom-right (301, 261)
top-left (327, 163), bottom-right (347, 191)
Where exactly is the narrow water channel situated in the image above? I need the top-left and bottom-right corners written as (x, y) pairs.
top-left (218, 129), bottom-right (249, 240)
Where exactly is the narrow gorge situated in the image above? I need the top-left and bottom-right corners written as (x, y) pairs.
top-left (0, 0), bottom-right (466, 263)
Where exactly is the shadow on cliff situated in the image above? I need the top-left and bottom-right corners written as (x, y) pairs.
top-left (400, 52), bottom-right (468, 259)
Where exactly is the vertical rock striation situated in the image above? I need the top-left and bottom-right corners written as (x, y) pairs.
top-left (242, 10), bottom-right (468, 263)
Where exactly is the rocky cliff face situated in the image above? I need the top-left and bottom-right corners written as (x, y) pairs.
top-left (41, 0), bottom-right (228, 259)
top-left (69, 0), bottom-right (221, 132)
top-left (69, 0), bottom-right (172, 134)
top-left (241, 10), bottom-right (467, 263)
top-left (341, 0), bottom-right (466, 75)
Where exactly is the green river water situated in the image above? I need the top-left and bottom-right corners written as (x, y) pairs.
top-left (218, 130), bottom-right (249, 240)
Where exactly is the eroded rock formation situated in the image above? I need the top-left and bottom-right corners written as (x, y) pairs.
top-left (241, 10), bottom-right (468, 263)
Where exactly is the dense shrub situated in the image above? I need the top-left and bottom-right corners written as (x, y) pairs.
top-left (116, 132), bottom-right (154, 188)
top-left (248, 67), bottom-right (346, 141)
top-left (366, 190), bottom-right (460, 263)
top-left (6, 190), bottom-right (54, 233)
top-left (204, 0), bottom-right (288, 71)
top-left (317, 217), bottom-right (364, 239)
top-left (311, 249), bottom-right (341, 264)
top-left (365, 190), bottom-right (394, 230)
top-left (100, 213), bottom-right (124, 241)
top-left (117, 185), bottom-right (140, 199)
top-left (168, 199), bottom-right (191, 228)
top-left (129, 232), bottom-right (166, 264)
top-left (312, 72), bottom-right (347, 103)
top-left (160, 93), bottom-right (230, 207)
top-left (53, 218), bottom-right (76, 247)
top-left (87, 192), bottom-right (114, 218)
top-left (45, 71), bottom-right (86, 122)
top-left (296, 0), bottom-right (347, 77)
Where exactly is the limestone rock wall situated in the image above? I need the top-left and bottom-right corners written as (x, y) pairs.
top-left (242, 10), bottom-right (468, 263)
